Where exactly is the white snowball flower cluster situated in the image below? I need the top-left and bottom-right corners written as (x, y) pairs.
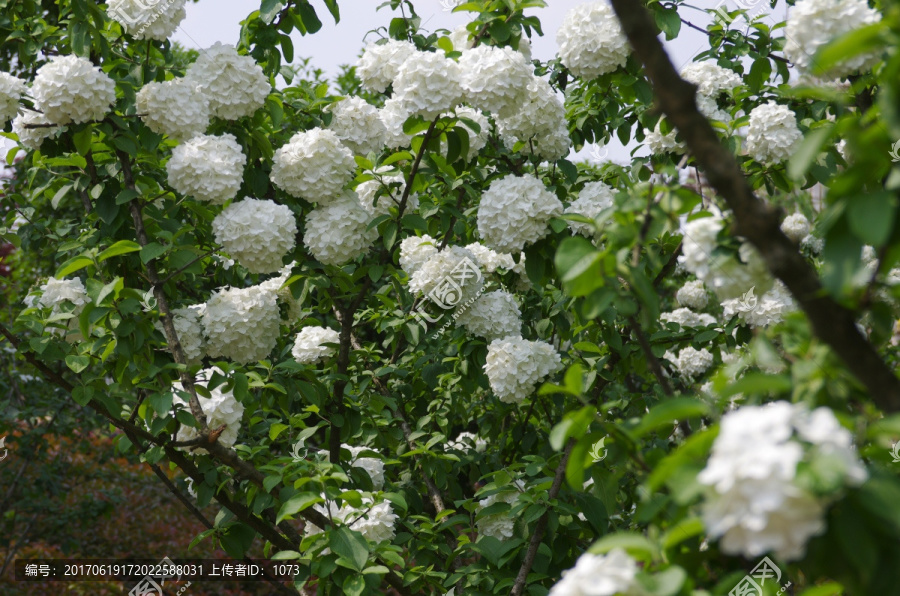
top-left (566, 181), bottom-right (616, 237)
top-left (292, 326), bottom-right (340, 364)
top-left (37, 277), bottom-right (89, 316)
top-left (136, 78), bottom-right (210, 141)
top-left (705, 242), bottom-right (774, 301)
top-left (446, 431), bottom-right (487, 453)
top-left (478, 174), bottom-right (563, 253)
top-left (356, 39), bottom-right (417, 93)
top-left (456, 290), bottom-right (522, 341)
top-left (678, 213), bottom-right (724, 280)
top-left (399, 235), bottom-right (439, 276)
top-left (186, 43), bottom-right (269, 120)
top-left (497, 76), bottom-right (571, 161)
top-left (327, 96), bottom-right (388, 155)
top-left (699, 401), bottom-right (867, 560)
top-left (257, 262), bottom-right (302, 322)
top-left (465, 242), bottom-right (516, 273)
top-left (160, 305), bottom-right (206, 365)
top-left (409, 245), bottom-right (484, 307)
top-left (32, 55), bottom-right (116, 125)
top-left (447, 106), bottom-right (490, 160)
top-left (784, 0), bottom-right (881, 76)
top-left (303, 192), bottom-right (377, 266)
top-left (661, 308), bottom-right (716, 328)
top-left (549, 548), bottom-right (644, 596)
top-left (107, 0), bottom-right (187, 41)
top-left (680, 61), bottom-right (742, 97)
top-left (271, 128), bottom-right (356, 203)
top-left (13, 110), bottom-right (56, 150)
top-left (166, 133), bottom-right (246, 204)
top-left (745, 101), bottom-right (803, 164)
top-left (484, 337), bottom-right (562, 403)
top-left (202, 284), bottom-right (281, 364)
top-left (380, 98), bottom-right (413, 149)
top-left (781, 213), bottom-right (811, 243)
top-left (556, 1), bottom-right (629, 79)
top-left (676, 280), bottom-right (708, 310)
top-left (643, 121), bottom-right (685, 156)
top-left (447, 25), bottom-right (472, 52)
top-left (722, 281), bottom-right (796, 328)
top-left (307, 497), bottom-right (398, 543)
top-left (0, 72), bottom-right (26, 123)
top-left (393, 51), bottom-right (464, 119)
top-left (211, 198), bottom-right (296, 274)
top-left (476, 487), bottom-right (522, 540)
top-left (458, 45), bottom-right (532, 118)
top-left (356, 170), bottom-right (417, 217)
top-left (172, 367), bottom-right (245, 454)
top-left (343, 445), bottom-right (385, 491)
top-left (665, 346), bottom-right (714, 381)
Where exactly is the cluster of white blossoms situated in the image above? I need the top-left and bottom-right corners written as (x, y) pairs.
top-left (409, 245), bottom-right (484, 305)
top-left (446, 431), bottom-right (487, 453)
top-left (291, 326), bottom-right (340, 364)
top-left (303, 192), bottom-right (377, 266)
top-left (356, 39), bottom-right (417, 93)
top-left (660, 308), bottom-right (716, 328)
top-left (32, 277), bottom-right (89, 341)
top-left (566, 181), bottom-right (616, 237)
top-left (699, 401), bottom-right (867, 560)
top-left (680, 61), bottom-right (742, 97)
top-left (665, 346), bottom-right (714, 381)
top-left (166, 134), bottom-right (246, 204)
top-left (379, 98), bottom-right (413, 149)
top-left (452, 106), bottom-right (490, 160)
top-left (136, 78), bottom-right (210, 141)
top-left (399, 235), bottom-right (439, 276)
top-left (185, 42), bottom-right (269, 120)
top-left (676, 280), bottom-right (709, 310)
top-left (722, 281), bottom-right (796, 328)
top-left (476, 485), bottom-right (523, 540)
top-left (356, 169), bottom-right (418, 217)
top-left (343, 445), bottom-right (386, 491)
top-left (172, 367), bottom-right (245, 454)
top-left (106, 0), bottom-right (187, 41)
top-left (0, 72), bottom-right (26, 123)
top-left (556, 1), bottom-right (629, 79)
top-left (781, 212), bottom-right (811, 243)
top-left (307, 497), bottom-right (398, 544)
top-left (643, 122), bottom-right (685, 156)
top-left (465, 242), bottom-right (516, 273)
top-left (549, 548), bottom-right (644, 596)
top-left (784, 0), bottom-right (881, 76)
top-left (484, 337), bottom-right (562, 403)
top-left (458, 45), bottom-right (532, 118)
top-left (745, 101), bottom-right (803, 164)
top-left (478, 175), bottom-right (563, 253)
top-left (456, 290), bottom-right (522, 341)
top-left (211, 198), bottom-right (296, 274)
top-left (161, 305), bottom-right (206, 365)
top-left (496, 76), bottom-right (571, 161)
top-left (327, 96), bottom-right (388, 155)
top-left (31, 55), bottom-right (116, 125)
top-left (678, 213), bottom-right (724, 280)
top-left (12, 110), bottom-right (56, 150)
top-left (202, 284), bottom-right (281, 364)
top-left (393, 51), bottom-right (464, 120)
top-left (271, 128), bottom-right (356, 202)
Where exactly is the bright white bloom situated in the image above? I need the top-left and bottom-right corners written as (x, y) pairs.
top-left (172, 367), bottom-right (245, 454)
top-left (784, 0), bottom-right (881, 77)
top-left (476, 487), bottom-right (521, 540)
top-left (136, 78), bottom-right (210, 141)
top-left (399, 235), bottom-right (439, 276)
top-left (456, 290), bottom-right (522, 341)
top-left (409, 245), bottom-right (484, 307)
top-left (379, 98), bottom-right (413, 149)
top-left (271, 128), bottom-right (356, 203)
top-left (836, 139), bottom-right (850, 162)
top-left (549, 548), bottom-right (644, 596)
top-left (660, 308), bottom-right (717, 328)
top-left (676, 280), bottom-right (708, 310)
top-left (356, 39), bottom-right (418, 93)
top-left (107, 0), bottom-right (187, 41)
top-left (166, 133), bottom-right (246, 204)
top-left (643, 121), bottom-right (685, 155)
top-left (327, 96), bottom-right (388, 155)
top-left (447, 25), bottom-right (472, 51)
top-left (32, 55), bottom-right (116, 125)
top-left (678, 214), bottom-right (724, 280)
top-left (36, 277), bottom-right (89, 341)
top-left (160, 304), bottom-right (206, 365)
top-left (211, 198), bottom-right (296, 274)
top-left (448, 106), bottom-right (490, 160)
top-left (186, 43), bottom-right (269, 120)
top-left (393, 51), bottom-right (463, 119)
top-left (484, 337), bottom-right (562, 403)
top-left (465, 242), bottom-right (516, 273)
top-left (12, 110), bottom-right (57, 150)
top-left (256, 262), bottom-right (301, 322)
top-left (0, 72), bottom-right (26, 123)
top-left (556, 2), bottom-right (629, 79)
top-left (722, 281), bottom-right (796, 328)
top-left (497, 76), bottom-right (571, 161)
top-left (665, 346), bottom-right (714, 381)
top-left (566, 181), bottom-right (616, 236)
top-left (292, 326), bottom-right (340, 364)
top-left (746, 101), bottom-right (802, 164)
top-left (680, 61), bottom-right (742, 97)
top-left (781, 213), bottom-right (811, 243)
top-left (356, 170), bottom-right (418, 217)
top-left (446, 431), bottom-right (487, 453)
top-left (202, 284), bottom-right (281, 364)
top-left (307, 497), bottom-right (397, 543)
top-left (344, 445), bottom-right (385, 491)
top-left (477, 174), bottom-right (563, 253)
top-left (304, 192), bottom-right (377, 266)
top-left (458, 45), bottom-right (532, 118)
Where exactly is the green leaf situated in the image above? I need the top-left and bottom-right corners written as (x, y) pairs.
top-left (788, 125), bottom-right (833, 181)
top-left (847, 191), bottom-right (897, 247)
top-left (260, 0), bottom-right (284, 24)
top-left (65, 355), bottom-right (91, 374)
top-left (588, 532), bottom-right (658, 562)
top-left (718, 372), bottom-right (792, 399)
top-left (97, 240), bottom-right (141, 262)
top-left (470, 536), bottom-right (524, 567)
top-left (140, 242), bottom-right (168, 264)
top-left (276, 492), bottom-right (323, 524)
top-left (296, 2), bottom-right (323, 34)
top-left (116, 188), bottom-right (141, 205)
top-left (811, 21), bottom-right (887, 76)
top-left (329, 526), bottom-right (369, 572)
top-left (72, 126), bottom-right (93, 156)
top-left (655, 8), bottom-right (681, 40)
top-left (55, 256), bottom-right (94, 278)
top-left (220, 523), bottom-right (257, 558)
top-left (556, 158), bottom-right (578, 184)
top-left (632, 398), bottom-right (709, 438)
top-left (148, 391), bottom-right (173, 416)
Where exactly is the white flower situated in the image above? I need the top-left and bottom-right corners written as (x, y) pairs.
top-left (464, 242), bottom-right (516, 273)
top-left (344, 445), bottom-right (386, 491)
top-left (107, 0), bottom-right (187, 41)
top-left (304, 192), bottom-right (377, 266)
top-left (271, 128), bottom-right (356, 203)
top-left (447, 25), bottom-right (472, 51)
top-left (0, 72), bottom-right (27, 123)
top-left (136, 78), bottom-right (210, 141)
top-left (660, 308), bottom-right (716, 328)
top-left (399, 235), bottom-right (439, 276)
top-left (484, 337), bottom-right (562, 403)
top-left (456, 290), bottom-right (522, 341)
top-left (566, 181), bottom-right (616, 237)
top-left (643, 121), bottom-right (685, 155)
top-left (549, 548), bottom-right (644, 596)
top-left (158, 304), bottom-right (206, 365)
top-left (781, 213), bottom-right (811, 243)
top-left (202, 283), bottom-right (281, 364)
top-left (380, 98), bottom-right (413, 149)
top-left (497, 76), bottom-right (571, 161)
top-left (676, 280), bottom-right (708, 310)
top-left (212, 198), bottom-right (296, 274)
top-left (256, 262), bottom-right (302, 322)
top-left (36, 277), bottom-right (88, 342)
top-left (677, 214), bottom-right (723, 280)
top-left (327, 96), bottom-right (388, 155)
top-left (409, 245), bottom-right (484, 307)
top-left (680, 61), bottom-right (742, 97)
top-left (745, 101), bottom-right (803, 164)
top-left (477, 174), bottom-right (563, 253)
top-left (665, 346), bottom-right (714, 381)
top-left (722, 281), bottom-right (795, 328)
top-left (476, 487), bottom-right (521, 540)
top-left (556, 1), bottom-right (629, 79)
top-left (356, 169), bottom-right (417, 217)
top-left (32, 55), bottom-right (116, 125)
top-left (458, 45), bottom-right (532, 118)
top-left (186, 42), bottom-right (269, 120)
top-left (784, 0), bottom-right (881, 77)
top-left (172, 367), bottom-right (245, 454)
top-left (356, 39), bottom-right (417, 93)
top-left (446, 431), bottom-right (487, 453)
top-left (393, 51), bottom-right (464, 119)
top-left (292, 326), bottom-right (340, 364)
top-left (792, 406), bottom-right (868, 486)
top-left (166, 133), bottom-right (246, 204)
top-left (447, 106), bottom-right (490, 160)
top-left (307, 496), bottom-right (397, 543)
top-left (12, 110), bottom-right (57, 150)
